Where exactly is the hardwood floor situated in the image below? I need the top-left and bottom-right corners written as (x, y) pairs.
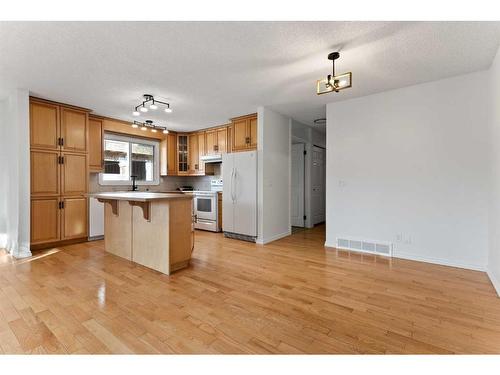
top-left (1, 225), bottom-right (500, 354)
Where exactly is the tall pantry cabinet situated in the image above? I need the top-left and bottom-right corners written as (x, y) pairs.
top-left (30, 98), bottom-right (90, 249)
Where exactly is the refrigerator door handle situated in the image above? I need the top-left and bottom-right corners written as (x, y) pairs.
top-left (233, 168), bottom-right (238, 202)
top-left (231, 168), bottom-right (235, 203)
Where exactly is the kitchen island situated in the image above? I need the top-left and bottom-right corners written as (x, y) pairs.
top-left (89, 192), bottom-right (194, 275)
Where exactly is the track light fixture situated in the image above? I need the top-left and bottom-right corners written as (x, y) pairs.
top-left (316, 52), bottom-right (352, 95)
top-left (132, 94), bottom-right (172, 116)
top-left (132, 120), bottom-right (169, 134)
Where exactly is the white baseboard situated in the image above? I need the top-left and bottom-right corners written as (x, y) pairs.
top-left (324, 241), bottom-right (485, 272)
top-left (256, 230), bottom-right (292, 245)
top-left (487, 269), bottom-right (500, 298)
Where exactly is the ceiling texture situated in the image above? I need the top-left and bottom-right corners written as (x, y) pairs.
top-left (1, 21), bottom-right (500, 132)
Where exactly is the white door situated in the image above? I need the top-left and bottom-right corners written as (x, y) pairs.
top-left (233, 151), bottom-right (257, 236)
top-left (312, 146), bottom-right (326, 225)
top-left (291, 143), bottom-right (305, 227)
top-left (222, 153), bottom-right (235, 233)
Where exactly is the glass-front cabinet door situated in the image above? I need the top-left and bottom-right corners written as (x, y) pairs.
top-left (177, 134), bottom-right (189, 174)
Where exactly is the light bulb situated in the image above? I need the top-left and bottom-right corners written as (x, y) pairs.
top-left (163, 129), bottom-right (169, 134)
top-left (133, 111), bottom-right (140, 116)
top-left (131, 124), bottom-right (139, 128)
top-left (140, 106), bottom-right (148, 113)
top-left (149, 104), bottom-right (158, 110)
top-left (151, 128), bottom-right (157, 133)
top-left (141, 126), bottom-right (147, 131)
top-left (164, 107), bottom-right (172, 113)
top-left (338, 80), bottom-right (347, 87)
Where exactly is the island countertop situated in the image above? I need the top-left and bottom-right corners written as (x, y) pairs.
top-left (88, 191), bottom-right (193, 202)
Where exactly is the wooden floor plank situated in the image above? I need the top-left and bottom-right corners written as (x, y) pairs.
top-left (0, 225), bottom-right (500, 353)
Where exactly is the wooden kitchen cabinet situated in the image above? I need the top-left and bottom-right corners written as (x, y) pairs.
top-left (160, 132), bottom-right (178, 176)
top-left (30, 149), bottom-right (60, 197)
top-left (29, 97), bottom-right (90, 249)
top-left (205, 129), bottom-right (217, 155)
top-left (61, 152), bottom-right (88, 196)
top-left (231, 113), bottom-right (257, 152)
top-left (61, 197), bottom-right (88, 240)
top-left (88, 116), bottom-right (103, 171)
top-left (177, 134), bottom-right (189, 175)
top-left (217, 127), bottom-right (228, 154)
top-left (60, 107), bottom-right (88, 152)
top-left (30, 100), bottom-right (60, 150)
top-left (205, 126), bottom-right (229, 155)
top-left (197, 132), bottom-right (206, 175)
top-left (188, 133), bottom-right (202, 175)
top-left (30, 197), bottom-right (61, 244)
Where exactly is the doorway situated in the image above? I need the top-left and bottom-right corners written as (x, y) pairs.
top-left (291, 143), bottom-right (305, 227)
top-left (311, 145), bottom-right (326, 225)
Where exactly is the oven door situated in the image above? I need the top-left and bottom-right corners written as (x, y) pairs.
top-left (195, 195), bottom-right (217, 221)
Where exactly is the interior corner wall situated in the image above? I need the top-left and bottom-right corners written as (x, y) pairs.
top-left (326, 70), bottom-right (490, 271)
top-left (257, 106), bottom-right (291, 244)
top-left (488, 46), bottom-right (500, 296)
top-left (0, 89), bottom-right (31, 257)
top-left (0, 98), bottom-right (7, 248)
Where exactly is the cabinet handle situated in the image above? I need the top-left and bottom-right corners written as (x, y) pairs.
top-left (58, 201), bottom-right (65, 209)
top-left (195, 164), bottom-right (198, 170)
top-left (58, 137), bottom-right (64, 146)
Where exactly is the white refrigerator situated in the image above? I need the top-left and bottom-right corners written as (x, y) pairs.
top-left (222, 150), bottom-right (257, 240)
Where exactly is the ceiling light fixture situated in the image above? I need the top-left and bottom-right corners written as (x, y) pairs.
top-left (132, 94), bottom-right (172, 116)
top-left (316, 52), bottom-right (352, 95)
top-left (133, 120), bottom-right (169, 134)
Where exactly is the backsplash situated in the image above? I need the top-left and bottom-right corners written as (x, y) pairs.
top-left (89, 173), bottom-right (221, 192)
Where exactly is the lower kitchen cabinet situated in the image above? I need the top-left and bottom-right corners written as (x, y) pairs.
top-left (31, 197), bottom-right (61, 244)
top-left (62, 197), bottom-right (88, 240)
top-left (31, 196), bottom-right (88, 246)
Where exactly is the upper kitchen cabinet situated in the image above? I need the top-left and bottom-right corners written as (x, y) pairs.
top-left (177, 134), bottom-right (189, 175)
top-left (231, 113), bottom-right (257, 152)
top-left (88, 116), bottom-right (103, 172)
top-left (188, 133), bottom-right (202, 175)
top-left (205, 126), bottom-right (229, 155)
top-left (217, 127), bottom-right (228, 154)
top-left (30, 100), bottom-right (60, 150)
top-left (160, 132), bottom-right (177, 176)
top-left (197, 132), bottom-right (206, 175)
top-left (60, 107), bottom-right (88, 153)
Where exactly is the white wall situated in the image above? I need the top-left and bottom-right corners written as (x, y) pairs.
top-left (0, 98), bottom-right (7, 248)
top-left (488, 47), bottom-right (500, 295)
top-left (257, 107), bottom-right (291, 244)
top-left (0, 89), bottom-right (31, 257)
top-left (326, 71), bottom-right (490, 271)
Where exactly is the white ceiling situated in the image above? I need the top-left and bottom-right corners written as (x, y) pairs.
top-left (1, 21), bottom-right (500, 132)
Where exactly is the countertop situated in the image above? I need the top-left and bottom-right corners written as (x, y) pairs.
top-left (88, 191), bottom-right (193, 202)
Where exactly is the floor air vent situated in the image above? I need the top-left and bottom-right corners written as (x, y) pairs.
top-left (336, 237), bottom-right (393, 257)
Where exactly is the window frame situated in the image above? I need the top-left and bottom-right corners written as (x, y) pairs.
top-left (99, 132), bottom-right (160, 186)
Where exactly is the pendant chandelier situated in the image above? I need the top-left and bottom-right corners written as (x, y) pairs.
top-left (316, 52), bottom-right (352, 95)
top-left (132, 94), bottom-right (172, 116)
top-left (132, 120), bottom-right (169, 134)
